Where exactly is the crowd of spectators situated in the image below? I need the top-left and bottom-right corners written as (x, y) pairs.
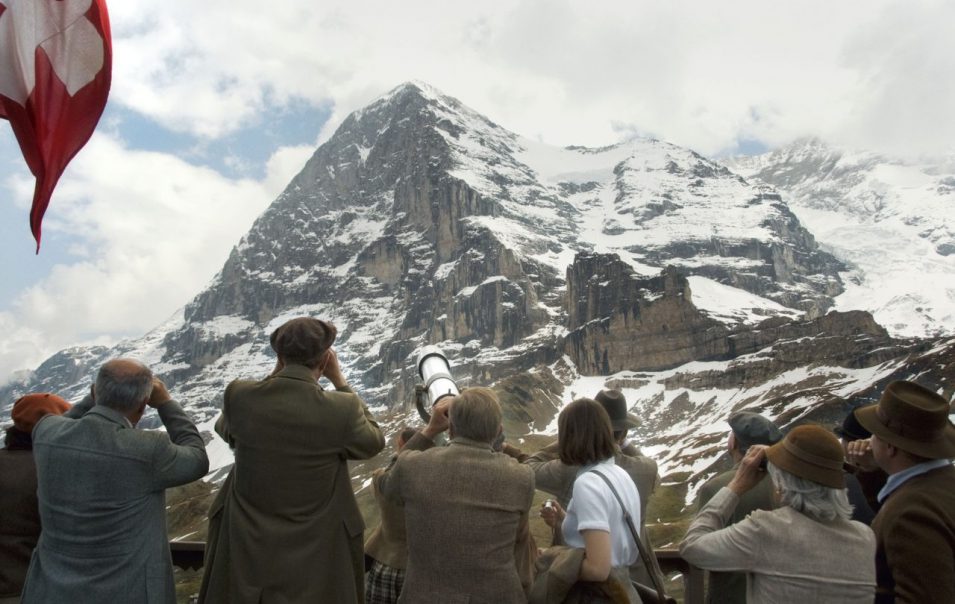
top-left (1, 316), bottom-right (954, 604)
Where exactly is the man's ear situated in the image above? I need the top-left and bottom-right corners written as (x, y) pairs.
top-left (129, 399), bottom-right (149, 427)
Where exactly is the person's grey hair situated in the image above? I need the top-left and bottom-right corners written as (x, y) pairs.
top-left (450, 387), bottom-right (502, 444)
top-left (95, 361), bottom-right (153, 413)
top-left (767, 462), bottom-right (853, 522)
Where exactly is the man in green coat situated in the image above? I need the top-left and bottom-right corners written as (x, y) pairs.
top-left (199, 318), bottom-right (385, 604)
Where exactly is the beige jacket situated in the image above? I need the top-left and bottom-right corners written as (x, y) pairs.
top-left (695, 466), bottom-right (777, 604)
top-left (364, 465), bottom-right (408, 569)
top-left (680, 487), bottom-right (876, 604)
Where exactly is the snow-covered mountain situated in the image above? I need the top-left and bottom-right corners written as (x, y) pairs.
top-left (2, 84), bottom-right (953, 513)
top-left (726, 138), bottom-right (955, 339)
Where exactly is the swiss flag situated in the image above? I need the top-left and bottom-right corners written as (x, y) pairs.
top-left (0, 0), bottom-right (112, 251)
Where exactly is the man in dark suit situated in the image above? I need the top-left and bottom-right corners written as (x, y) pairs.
top-left (695, 411), bottom-right (782, 604)
top-left (849, 380), bottom-right (955, 604)
top-left (199, 317), bottom-right (384, 604)
top-left (21, 359), bottom-right (209, 604)
top-left (380, 388), bottom-right (535, 604)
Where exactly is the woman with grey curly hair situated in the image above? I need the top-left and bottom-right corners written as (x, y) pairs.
top-left (680, 424), bottom-right (877, 603)
top-left (766, 461), bottom-right (854, 522)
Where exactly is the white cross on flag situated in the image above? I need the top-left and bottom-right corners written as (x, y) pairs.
top-left (0, 0), bottom-right (111, 251)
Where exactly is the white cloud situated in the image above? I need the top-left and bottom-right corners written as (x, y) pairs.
top-left (3, 0), bottom-right (954, 383)
top-left (106, 0), bottom-right (954, 157)
top-left (0, 133), bottom-right (305, 381)
top-left (836, 0), bottom-right (955, 157)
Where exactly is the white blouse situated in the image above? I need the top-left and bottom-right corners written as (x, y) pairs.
top-left (561, 457), bottom-right (641, 567)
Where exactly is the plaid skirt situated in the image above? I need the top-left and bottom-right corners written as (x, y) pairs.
top-left (365, 559), bottom-right (405, 604)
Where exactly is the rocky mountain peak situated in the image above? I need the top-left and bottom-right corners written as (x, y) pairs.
top-left (4, 83), bottom-right (952, 501)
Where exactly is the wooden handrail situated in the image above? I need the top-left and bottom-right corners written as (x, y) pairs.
top-left (656, 548), bottom-right (704, 604)
top-left (170, 540), bottom-right (205, 571)
top-left (170, 542), bottom-right (704, 603)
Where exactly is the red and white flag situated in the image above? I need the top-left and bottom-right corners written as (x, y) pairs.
top-left (0, 0), bottom-right (111, 251)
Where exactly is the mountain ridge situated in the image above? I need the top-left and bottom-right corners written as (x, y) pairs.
top-left (2, 83), bottom-right (952, 503)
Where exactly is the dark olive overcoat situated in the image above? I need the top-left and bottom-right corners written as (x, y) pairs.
top-left (0, 449), bottom-right (40, 599)
top-left (198, 364), bottom-right (384, 604)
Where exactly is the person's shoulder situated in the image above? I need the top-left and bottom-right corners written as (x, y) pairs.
top-left (845, 519), bottom-right (877, 544)
top-left (888, 468), bottom-right (955, 506)
top-left (738, 505), bottom-right (787, 533)
top-left (500, 453), bottom-right (535, 480)
top-left (699, 469), bottom-right (733, 495)
top-left (616, 449), bottom-right (657, 471)
top-left (394, 446), bottom-right (431, 468)
top-left (31, 413), bottom-right (68, 438)
top-left (321, 387), bottom-right (363, 406)
top-left (224, 378), bottom-right (261, 399)
top-left (881, 472), bottom-right (955, 524)
top-left (572, 469), bottom-right (605, 493)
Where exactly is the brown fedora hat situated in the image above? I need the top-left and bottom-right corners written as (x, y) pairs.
top-left (765, 424), bottom-right (846, 489)
top-left (594, 389), bottom-right (640, 431)
top-left (854, 380), bottom-right (955, 459)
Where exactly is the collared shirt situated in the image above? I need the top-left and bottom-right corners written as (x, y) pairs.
top-left (562, 457), bottom-right (640, 567)
top-left (878, 458), bottom-right (953, 503)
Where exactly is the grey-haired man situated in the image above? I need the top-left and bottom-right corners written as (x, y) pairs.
top-left (22, 358), bottom-right (209, 604)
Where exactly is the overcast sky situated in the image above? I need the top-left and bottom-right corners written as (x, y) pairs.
top-left (1, 0), bottom-right (953, 384)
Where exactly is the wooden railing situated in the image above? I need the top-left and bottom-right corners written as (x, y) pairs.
top-left (170, 542), bottom-right (705, 604)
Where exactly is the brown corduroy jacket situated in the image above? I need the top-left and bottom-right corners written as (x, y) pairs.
top-left (380, 433), bottom-right (535, 604)
top-left (873, 463), bottom-right (955, 604)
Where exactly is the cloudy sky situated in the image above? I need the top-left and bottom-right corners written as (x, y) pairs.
top-left (0, 0), bottom-right (952, 384)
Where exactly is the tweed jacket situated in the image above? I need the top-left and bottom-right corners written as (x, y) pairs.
top-left (21, 395), bottom-right (209, 604)
top-left (525, 441), bottom-right (663, 587)
top-left (681, 487), bottom-right (876, 604)
top-left (0, 448), bottom-right (40, 598)
top-left (872, 463), bottom-right (955, 603)
top-left (380, 433), bottom-right (535, 604)
top-left (529, 546), bottom-right (636, 604)
top-left (365, 464), bottom-right (409, 569)
top-left (198, 365), bottom-right (385, 604)
top-left (695, 466), bottom-right (777, 604)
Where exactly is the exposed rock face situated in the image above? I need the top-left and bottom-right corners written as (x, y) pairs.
top-left (3, 83), bottom-right (953, 505)
top-left (565, 254), bottom-right (728, 373)
top-left (564, 252), bottom-right (889, 376)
